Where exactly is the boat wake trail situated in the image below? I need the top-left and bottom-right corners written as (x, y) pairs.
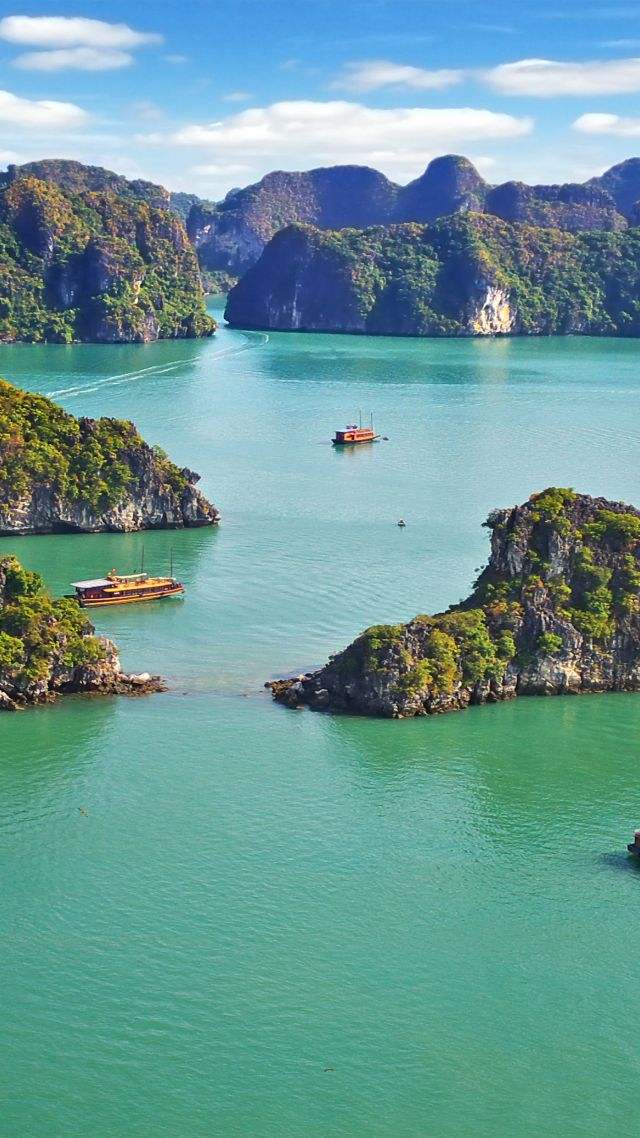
top-left (45, 330), bottom-right (269, 402)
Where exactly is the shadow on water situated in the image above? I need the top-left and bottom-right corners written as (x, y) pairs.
top-left (598, 851), bottom-right (640, 875)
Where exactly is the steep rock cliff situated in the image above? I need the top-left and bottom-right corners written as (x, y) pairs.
top-left (0, 555), bottom-right (163, 709)
top-left (270, 489), bottom-right (640, 717)
top-left (0, 380), bottom-right (220, 535)
top-left (395, 155), bottom-right (488, 222)
top-left (225, 213), bottom-right (640, 338)
top-left (0, 175), bottom-right (214, 343)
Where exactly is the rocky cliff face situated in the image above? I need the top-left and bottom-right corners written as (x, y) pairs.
top-left (0, 379), bottom-right (220, 535)
top-left (0, 175), bottom-right (214, 343)
top-left (485, 180), bottom-right (624, 232)
top-left (225, 213), bottom-right (640, 338)
top-left (270, 489), bottom-right (640, 718)
top-left (0, 555), bottom-right (164, 710)
top-left (1, 159), bottom-right (170, 210)
top-left (395, 155), bottom-right (488, 222)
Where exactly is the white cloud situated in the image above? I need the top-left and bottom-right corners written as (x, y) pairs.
top-left (130, 100), bottom-right (164, 122)
top-left (0, 89), bottom-right (87, 129)
top-left (14, 47), bottom-right (133, 72)
top-left (163, 54), bottom-right (188, 65)
top-left (0, 15), bottom-right (161, 49)
top-left (141, 101), bottom-right (532, 181)
top-left (332, 59), bottom-right (464, 92)
top-left (483, 56), bottom-right (640, 96)
top-left (222, 91), bottom-right (253, 103)
top-left (573, 112), bottom-right (640, 136)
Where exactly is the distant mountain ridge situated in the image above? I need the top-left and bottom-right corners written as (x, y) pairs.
top-left (189, 154), bottom-right (636, 278)
top-left (5, 155), bottom-right (640, 300)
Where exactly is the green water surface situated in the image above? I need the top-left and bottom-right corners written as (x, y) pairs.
top-left (1, 309), bottom-right (640, 1137)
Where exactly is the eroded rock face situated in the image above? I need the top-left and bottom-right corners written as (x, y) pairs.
top-left (0, 450), bottom-right (219, 535)
top-left (269, 489), bottom-right (640, 718)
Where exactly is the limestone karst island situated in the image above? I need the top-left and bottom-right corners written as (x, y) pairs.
top-left (270, 489), bottom-right (640, 716)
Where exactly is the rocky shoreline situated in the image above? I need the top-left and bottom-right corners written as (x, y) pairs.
top-left (268, 489), bottom-right (640, 718)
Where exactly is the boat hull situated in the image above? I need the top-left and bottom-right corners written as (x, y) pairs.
top-left (77, 584), bottom-right (185, 607)
top-left (332, 435), bottom-right (380, 446)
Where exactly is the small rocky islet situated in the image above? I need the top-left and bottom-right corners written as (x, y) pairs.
top-left (0, 555), bottom-right (163, 711)
top-left (270, 489), bottom-right (640, 718)
top-left (0, 379), bottom-right (219, 535)
top-left (0, 378), bottom-right (220, 708)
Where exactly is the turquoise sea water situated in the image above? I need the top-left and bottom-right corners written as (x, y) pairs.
top-left (2, 307), bottom-right (640, 1137)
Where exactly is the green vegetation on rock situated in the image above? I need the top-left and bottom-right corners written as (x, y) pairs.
top-left (0, 555), bottom-right (105, 688)
top-left (0, 379), bottom-right (220, 533)
top-left (226, 213), bottom-right (640, 338)
top-left (0, 174), bottom-right (214, 343)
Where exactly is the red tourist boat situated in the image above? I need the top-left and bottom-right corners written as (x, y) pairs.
top-left (332, 414), bottom-right (380, 446)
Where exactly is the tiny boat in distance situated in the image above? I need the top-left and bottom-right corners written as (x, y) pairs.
top-left (332, 417), bottom-right (380, 446)
top-left (70, 569), bottom-right (185, 608)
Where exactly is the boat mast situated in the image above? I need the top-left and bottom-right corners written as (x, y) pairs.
top-left (140, 545), bottom-right (145, 574)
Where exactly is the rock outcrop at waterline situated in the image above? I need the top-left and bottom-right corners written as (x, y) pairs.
top-left (225, 213), bottom-right (640, 337)
top-left (0, 380), bottom-right (220, 535)
top-left (0, 556), bottom-right (164, 710)
top-left (269, 489), bottom-right (640, 718)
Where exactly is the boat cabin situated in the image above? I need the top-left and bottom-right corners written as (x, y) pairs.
top-left (332, 424), bottom-right (379, 446)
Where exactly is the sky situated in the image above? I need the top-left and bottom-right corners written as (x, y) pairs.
top-left (1, 0), bottom-right (640, 200)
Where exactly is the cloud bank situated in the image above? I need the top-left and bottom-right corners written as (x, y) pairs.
top-left (142, 99), bottom-right (533, 181)
top-left (0, 15), bottom-right (161, 72)
top-left (0, 89), bottom-right (87, 129)
top-left (332, 60), bottom-right (464, 92)
top-left (484, 56), bottom-right (640, 96)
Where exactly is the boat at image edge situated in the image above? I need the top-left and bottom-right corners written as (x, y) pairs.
top-left (69, 569), bottom-right (185, 607)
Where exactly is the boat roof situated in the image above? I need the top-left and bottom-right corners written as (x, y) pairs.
top-left (71, 578), bottom-right (113, 589)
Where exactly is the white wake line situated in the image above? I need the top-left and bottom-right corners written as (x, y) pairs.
top-left (44, 329), bottom-right (269, 401)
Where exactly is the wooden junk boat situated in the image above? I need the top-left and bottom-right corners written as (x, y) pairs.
top-left (69, 568), bottom-right (185, 608)
top-left (332, 414), bottom-right (379, 447)
top-left (628, 829), bottom-right (640, 856)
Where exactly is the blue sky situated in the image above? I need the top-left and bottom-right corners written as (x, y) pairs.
top-left (1, 1), bottom-right (640, 198)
